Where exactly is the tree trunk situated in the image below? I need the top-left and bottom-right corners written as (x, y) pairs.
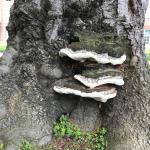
top-left (0, 0), bottom-right (149, 149)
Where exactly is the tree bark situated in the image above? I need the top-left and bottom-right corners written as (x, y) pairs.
top-left (0, 0), bottom-right (149, 149)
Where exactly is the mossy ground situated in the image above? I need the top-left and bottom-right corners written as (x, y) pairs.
top-left (3, 115), bottom-right (107, 150)
top-left (145, 50), bottom-right (150, 61)
top-left (0, 42), bottom-right (6, 52)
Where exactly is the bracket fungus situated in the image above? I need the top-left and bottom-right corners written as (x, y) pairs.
top-left (54, 47), bottom-right (126, 102)
top-left (74, 75), bottom-right (124, 89)
top-left (59, 48), bottom-right (126, 65)
top-left (54, 79), bottom-right (117, 102)
top-left (74, 69), bottom-right (124, 88)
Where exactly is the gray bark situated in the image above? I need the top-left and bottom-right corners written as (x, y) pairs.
top-left (0, 0), bottom-right (149, 149)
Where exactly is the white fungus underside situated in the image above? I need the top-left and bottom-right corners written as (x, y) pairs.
top-left (53, 86), bottom-right (117, 102)
top-left (74, 75), bottom-right (124, 88)
top-left (59, 48), bottom-right (126, 65)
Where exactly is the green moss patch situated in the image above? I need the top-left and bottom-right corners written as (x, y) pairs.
top-left (68, 31), bottom-right (129, 57)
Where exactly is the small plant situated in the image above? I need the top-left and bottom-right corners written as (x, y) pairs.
top-left (0, 144), bottom-right (4, 150)
top-left (53, 115), bottom-right (81, 139)
top-left (53, 115), bottom-right (107, 150)
top-left (20, 140), bottom-right (33, 150)
top-left (89, 128), bottom-right (107, 150)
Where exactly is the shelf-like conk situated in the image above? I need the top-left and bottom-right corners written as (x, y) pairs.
top-left (53, 78), bottom-right (117, 102)
top-left (59, 48), bottom-right (126, 65)
top-left (74, 69), bottom-right (124, 88)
